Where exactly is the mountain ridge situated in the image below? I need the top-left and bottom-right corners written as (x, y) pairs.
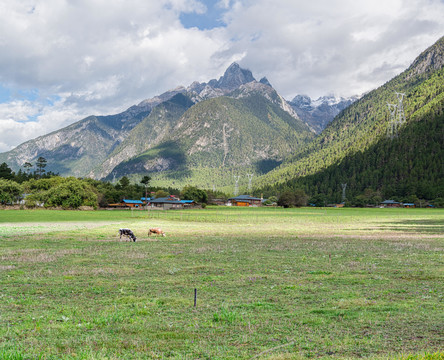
top-left (0, 62), bottom-right (316, 187)
top-left (254, 35), bottom-right (444, 200)
top-left (102, 90), bottom-right (315, 185)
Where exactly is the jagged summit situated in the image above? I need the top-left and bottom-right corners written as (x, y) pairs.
top-left (216, 62), bottom-right (256, 90)
top-left (289, 94), bottom-right (359, 133)
top-left (136, 63), bottom-right (257, 107)
top-left (183, 63), bottom-right (257, 100)
top-left (291, 94), bottom-right (312, 108)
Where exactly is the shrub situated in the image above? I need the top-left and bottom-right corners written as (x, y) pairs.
top-left (0, 179), bottom-right (23, 204)
top-left (278, 190), bottom-right (296, 208)
top-left (181, 185), bottom-right (208, 204)
top-left (278, 189), bottom-right (308, 208)
top-left (432, 197), bottom-right (444, 208)
top-left (26, 177), bottom-right (98, 209)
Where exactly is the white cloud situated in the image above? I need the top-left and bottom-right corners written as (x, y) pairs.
top-left (221, 0), bottom-right (444, 98)
top-left (0, 0), bottom-right (443, 151)
top-left (0, 97), bottom-right (94, 152)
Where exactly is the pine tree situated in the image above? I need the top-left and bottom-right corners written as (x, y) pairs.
top-left (36, 157), bottom-right (47, 178)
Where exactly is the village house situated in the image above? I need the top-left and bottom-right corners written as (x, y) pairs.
top-left (402, 203), bottom-right (416, 208)
top-left (108, 199), bottom-right (144, 208)
top-left (148, 197), bottom-right (195, 210)
top-left (380, 200), bottom-right (402, 208)
top-left (227, 195), bottom-right (263, 207)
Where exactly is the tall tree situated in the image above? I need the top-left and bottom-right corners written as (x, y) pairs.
top-left (23, 162), bottom-right (33, 175)
top-left (140, 175), bottom-right (151, 201)
top-left (0, 162), bottom-right (14, 180)
top-left (118, 176), bottom-right (130, 189)
top-left (181, 185), bottom-right (208, 204)
top-left (35, 157), bottom-right (47, 178)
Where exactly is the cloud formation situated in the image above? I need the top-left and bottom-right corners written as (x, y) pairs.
top-left (0, 0), bottom-right (443, 152)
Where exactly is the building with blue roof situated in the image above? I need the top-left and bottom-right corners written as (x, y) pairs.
top-left (149, 197), bottom-right (185, 210)
top-left (108, 199), bottom-right (144, 208)
top-left (147, 197), bottom-right (196, 210)
top-left (402, 203), bottom-right (416, 208)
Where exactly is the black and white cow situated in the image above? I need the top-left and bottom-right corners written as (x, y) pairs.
top-left (119, 228), bottom-right (137, 242)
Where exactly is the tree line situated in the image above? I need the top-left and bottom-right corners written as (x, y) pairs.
top-left (0, 160), bottom-right (225, 208)
top-left (1, 149), bottom-right (442, 209)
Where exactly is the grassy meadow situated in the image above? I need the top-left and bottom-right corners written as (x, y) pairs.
top-left (0, 207), bottom-right (443, 359)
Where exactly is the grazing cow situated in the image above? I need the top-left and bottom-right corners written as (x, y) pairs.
top-left (148, 227), bottom-right (165, 237)
top-left (119, 228), bottom-right (137, 242)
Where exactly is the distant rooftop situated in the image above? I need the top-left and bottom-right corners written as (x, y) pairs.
top-left (123, 199), bottom-right (143, 204)
top-left (149, 197), bottom-right (183, 204)
top-left (228, 195), bottom-right (262, 201)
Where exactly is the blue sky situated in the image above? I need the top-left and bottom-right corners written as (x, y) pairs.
top-left (180, 0), bottom-right (227, 30)
top-left (0, 0), bottom-right (443, 152)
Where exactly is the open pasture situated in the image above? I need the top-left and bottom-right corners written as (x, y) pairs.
top-left (0, 207), bottom-right (443, 359)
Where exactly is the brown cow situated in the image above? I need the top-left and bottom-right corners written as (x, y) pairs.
top-left (148, 227), bottom-right (165, 237)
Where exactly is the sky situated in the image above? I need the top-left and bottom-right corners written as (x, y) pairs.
top-left (0, 0), bottom-right (443, 153)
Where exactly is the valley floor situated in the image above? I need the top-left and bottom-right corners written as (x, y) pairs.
top-left (0, 207), bottom-right (443, 359)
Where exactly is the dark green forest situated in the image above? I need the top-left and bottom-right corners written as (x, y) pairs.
top-left (256, 111), bottom-right (443, 205)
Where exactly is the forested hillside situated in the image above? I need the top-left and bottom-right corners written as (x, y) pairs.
top-left (90, 93), bottom-right (195, 179)
top-left (255, 36), bottom-right (444, 202)
top-left (258, 109), bottom-right (443, 202)
top-left (108, 93), bottom-right (314, 190)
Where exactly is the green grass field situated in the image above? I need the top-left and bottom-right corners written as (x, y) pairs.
top-left (0, 207), bottom-right (443, 359)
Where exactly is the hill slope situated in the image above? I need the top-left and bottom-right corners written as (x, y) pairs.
top-left (255, 36), bottom-right (444, 200)
top-left (0, 104), bottom-right (151, 176)
top-left (107, 88), bottom-right (314, 190)
top-left (89, 93), bottom-right (195, 179)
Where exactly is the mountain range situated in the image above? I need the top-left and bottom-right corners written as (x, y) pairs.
top-left (0, 62), bottom-right (331, 189)
top-left (289, 94), bottom-right (360, 134)
top-left (1, 35), bottom-right (443, 199)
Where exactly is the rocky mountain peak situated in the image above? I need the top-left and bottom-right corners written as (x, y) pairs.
top-left (217, 62), bottom-right (256, 90)
top-left (289, 94), bottom-right (359, 133)
top-left (291, 95), bottom-right (312, 108)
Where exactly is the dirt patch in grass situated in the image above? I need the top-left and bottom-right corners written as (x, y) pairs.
top-left (0, 265), bottom-right (15, 271)
top-left (0, 221), bottom-right (125, 237)
top-left (299, 232), bottom-right (443, 241)
top-left (62, 267), bottom-right (135, 276)
top-left (1, 248), bottom-right (82, 263)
